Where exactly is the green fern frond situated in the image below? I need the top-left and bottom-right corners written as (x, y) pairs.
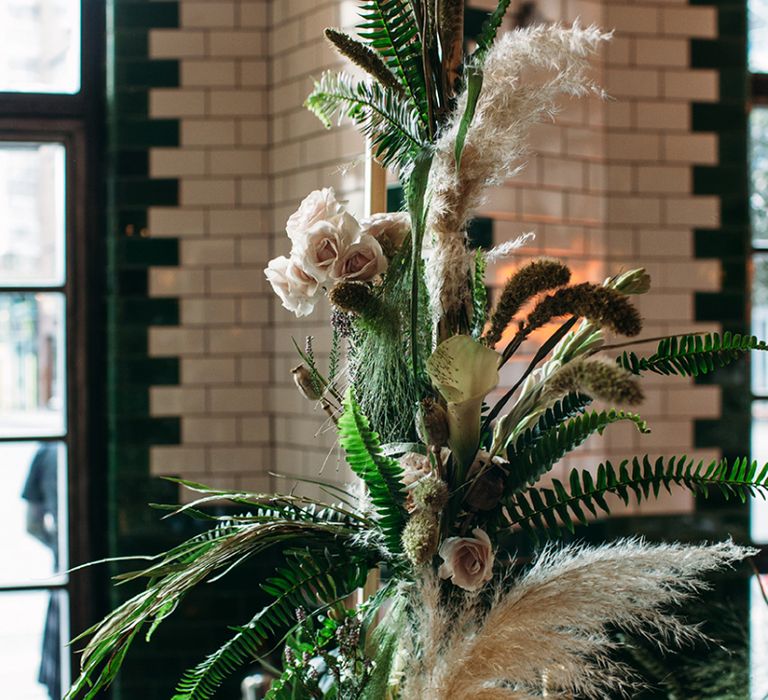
top-left (306, 71), bottom-right (426, 173)
top-left (505, 405), bottom-right (649, 495)
top-left (173, 548), bottom-right (371, 700)
top-left (339, 388), bottom-right (408, 553)
top-left (618, 331), bottom-right (768, 378)
top-left (473, 0), bottom-right (512, 59)
top-left (505, 391), bottom-right (592, 459)
top-left (358, 0), bottom-right (428, 124)
top-left (507, 455), bottom-right (768, 542)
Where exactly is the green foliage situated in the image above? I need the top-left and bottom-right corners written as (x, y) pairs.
top-left (173, 548), bottom-right (370, 700)
top-left (506, 455), bottom-right (768, 542)
top-left (306, 71), bottom-right (426, 173)
top-left (454, 66), bottom-right (483, 169)
top-left (338, 389), bottom-right (408, 553)
top-left (505, 406), bottom-right (649, 495)
top-left (471, 249), bottom-right (488, 338)
top-left (618, 331), bottom-right (768, 378)
top-left (358, 0), bottom-right (428, 124)
top-left (65, 491), bottom-right (370, 700)
top-left (473, 0), bottom-right (513, 59)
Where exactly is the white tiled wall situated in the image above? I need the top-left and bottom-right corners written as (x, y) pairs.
top-left (145, 0), bottom-right (723, 516)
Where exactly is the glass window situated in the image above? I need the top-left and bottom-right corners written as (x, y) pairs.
top-left (751, 110), bottom-right (768, 247)
top-left (0, 143), bottom-right (66, 287)
top-left (0, 442), bottom-right (66, 587)
top-left (0, 590), bottom-right (69, 699)
top-left (0, 293), bottom-right (65, 438)
top-left (750, 0), bottom-right (768, 73)
top-left (0, 0), bottom-right (81, 94)
top-left (751, 576), bottom-right (768, 698)
top-left (751, 403), bottom-right (768, 544)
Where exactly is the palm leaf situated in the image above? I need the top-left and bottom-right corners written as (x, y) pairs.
top-left (173, 548), bottom-right (371, 700)
top-left (65, 501), bottom-right (368, 699)
top-left (505, 403), bottom-right (648, 494)
top-left (306, 71), bottom-right (426, 173)
top-left (506, 455), bottom-right (768, 542)
top-left (358, 0), bottom-right (428, 124)
top-left (338, 388), bottom-right (408, 553)
top-left (618, 331), bottom-right (768, 378)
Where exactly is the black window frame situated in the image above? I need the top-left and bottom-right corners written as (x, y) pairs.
top-left (0, 0), bottom-right (107, 692)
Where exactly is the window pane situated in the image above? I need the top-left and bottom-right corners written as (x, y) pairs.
top-left (751, 576), bottom-right (768, 699)
top-left (751, 0), bottom-right (768, 72)
top-left (0, 590), bottom-right (69, 700)
top-left (751, 110), bottom-right (768, 247)
top-left (0, 143), bottom-right (66, 287)
top-left (0, 442), bottom-right (66, 586)
top-left (751, 402), bottom-right (768, 544)
top-left (0, 293), bottom-right (65, 437)
top-left (0, 1), bottom-right (80, 94)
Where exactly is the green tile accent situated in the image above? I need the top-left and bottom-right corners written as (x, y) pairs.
top-left (118, 237), bottom-right (179, 266)
top-left (117, 178), bottom-right (179, 206)
top-left (115, 298), bottom-right (180, 326)
top-left (691, 0), bottom-right (751, 484)
top-left (115, 118), bottom-right (180, 147)
top-left (114, 2), bottom-right (179, 29)
top-left (117, 59), bottom-right (180, 87)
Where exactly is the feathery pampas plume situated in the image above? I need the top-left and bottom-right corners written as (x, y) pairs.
top-left (483, 231), bottom-right (535, 264)
top-left (400, 539), bottom-right (754, 699)
top-left (425, 22), bottom-right (610, 335)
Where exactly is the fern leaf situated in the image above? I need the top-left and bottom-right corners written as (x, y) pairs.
top-left (507, 455), bottom-right (768, 542)
top-left (618, 331), bottom-right (768, 378)
top-left (173, 548), bottom-right (370, 700)
top-left (306, 71), bottom-right (426, 173)
top-left (506, 403), bottom-right (648, 494)
top-left (473, 0), bottom-right (512, 58)
top-left (358, 0), bottom-right (428, 124)
top-left (338, 388), bottom-right (408, 553)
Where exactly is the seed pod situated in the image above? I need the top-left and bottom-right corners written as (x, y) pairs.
top-left (417, 397), bottom-right (450, 447)
top-left (401, 510), bottom-right (440, 566)
top-left (412, 475), bottom-right (449, 513)
top-left (291, 364), bottom-right (322, 402)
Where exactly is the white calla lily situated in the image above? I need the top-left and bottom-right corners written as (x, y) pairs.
top-left (426, 335), bottom-right (500, 470)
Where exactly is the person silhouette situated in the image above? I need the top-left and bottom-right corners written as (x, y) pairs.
top-left (22, 443), bottom-right (61, 700)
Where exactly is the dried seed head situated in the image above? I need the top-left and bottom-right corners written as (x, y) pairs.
top-left (324, 28), bottom-right (403, 94)
top-left (484, 259), bottom-right (572, 346)
top-left (291, 364), bottom-right (322, 401)
top-left (402, 510), bottom-right (440, 566)
top-left (546, 357), bottom-right (644, 406)
top-left (328, 280), bottom-right (377, 317)
top-left (417, 397), bottom-right (450, 447)
top-left (412, 475), bottom-right (449, 513)
top-left (466, 464), bottom-right (506, 511)
top-left (525, 282), bottom-right (643, 338)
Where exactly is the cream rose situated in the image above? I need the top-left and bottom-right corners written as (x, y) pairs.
top-left (332, 233), bottom-right (388, 281)
top-left (437, 527), bottom-right (494, 592)
top-left (286, 187), bottom-right (342, 246)
top-left (298, 211), bottom-right (359, 280)
top-left (264, 255), bottom-right (320, 317)
top-left (360, 212), bottom-right (410, 256)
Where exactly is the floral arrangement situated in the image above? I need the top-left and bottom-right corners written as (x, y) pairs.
top-left (67, 3), bottom-right (768, 699)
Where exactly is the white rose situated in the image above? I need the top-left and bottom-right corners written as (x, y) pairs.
top-left (264, 255), bottom-right (320, 317)
top-left (300, 211), bottom-right (360, 280)
top-left (437, 527), bottom-right (494, 592)
top-left (286, 188), bottom-right (343, 246)
top-left (360, 212), bottom-right (411, 256)
top-left (332, 233), bottom-right (388, 282)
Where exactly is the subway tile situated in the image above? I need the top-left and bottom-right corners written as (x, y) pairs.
top-left (181, 298), bottom-right (238, 326)
top-left (180, 239), bottom-right (237, 265)
top-left (151, 387), bottom-right (206, 416)
top-left (149, 268), bottom-right (206, 296)
top-left (180, 178), bottom-right (237, 206)
top-left (149, 327), bottom-right (206, 356)
top-left (662, 7), bottom-right (718, 38)
top-left (181, 357), bottom-right (237, 384)
top-left (150, 446), bottom-right (207, 475)
top-left (209, 31), bottom-right (268, 57)
top-left (149, 207), bottom-right (206, 237)
top-left (182, 119), bottom-right (238, 146)
top-left (180, 2), bottom-right (236, 28)
top-left (182, 417), bottom-right (238, 444)
top-left (663, 70), bottom-right (719, 102)
top-left (150, 148), bottom-right (206, 177)
top-left (149, 30), bottom-right (206, 59)
top-left (181, 59), bottom-right (238, 87)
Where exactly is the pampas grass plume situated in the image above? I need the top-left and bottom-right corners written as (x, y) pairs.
top-left (401, 539), bottom-right (754, 699)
